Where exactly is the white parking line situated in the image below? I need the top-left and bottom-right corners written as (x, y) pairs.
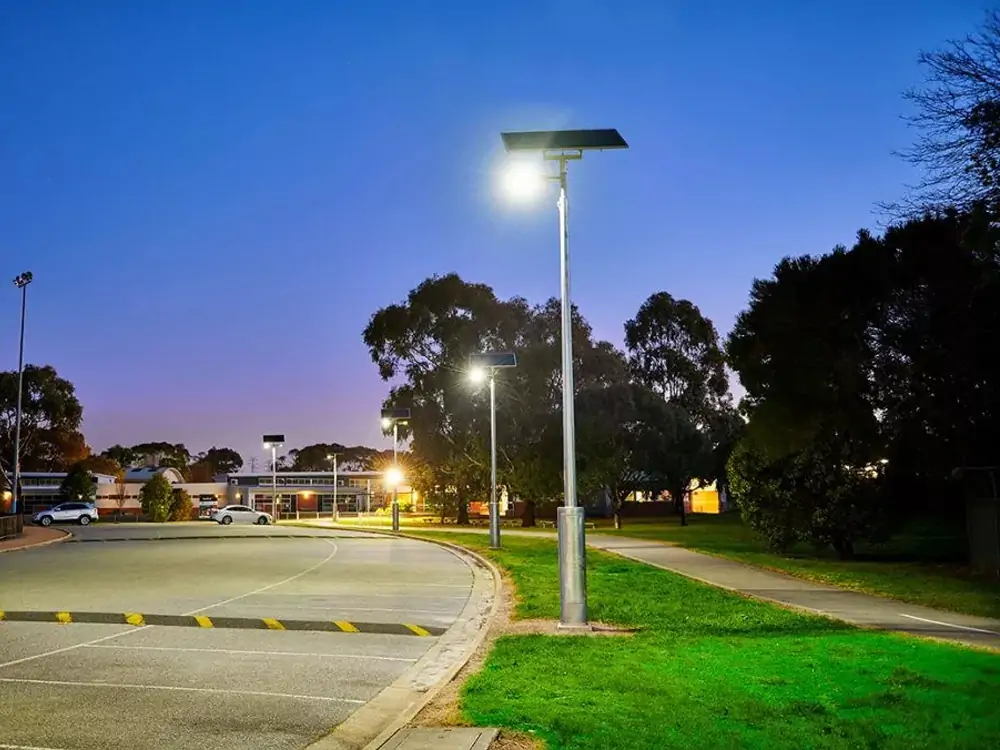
top-left (899, 613), bottom-right (1000, 635)
top-left (185, 540), bottom-right (340, 614)
top-left (83, 644), bottom-right (417, 661)
top-left (0, 540), bottom-right (340, 670)
top-left (0, 677), bottom-right (365, 704)
top-left (0, 744), bottom-right (74, 750)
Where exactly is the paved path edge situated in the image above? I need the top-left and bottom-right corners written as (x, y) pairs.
top-left (305, 530), bottom-right (502, 750)
top-left (0, 527), bottom-right (71, 554)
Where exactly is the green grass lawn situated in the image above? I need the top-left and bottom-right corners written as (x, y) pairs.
top-left (412, 532), bottom-right (1000, 750)
top-left (599, 514), bottom-right (1000, 620)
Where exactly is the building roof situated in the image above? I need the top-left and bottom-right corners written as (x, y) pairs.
top-left (125, 466), bottom-right (185, 483)
top-left (21, 471), bottom-right (117, 481)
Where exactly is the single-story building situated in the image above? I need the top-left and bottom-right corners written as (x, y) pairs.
top-left (13, 467), bottom-right (414, 519)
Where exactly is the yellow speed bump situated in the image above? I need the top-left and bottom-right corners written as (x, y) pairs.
top-left (0, 610), bottom-right (445, 636)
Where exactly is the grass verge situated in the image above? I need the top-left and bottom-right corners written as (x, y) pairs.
top-left (410, 531), bottom-right (1000, 750)
top-left (600, 515), bottom-right (1000, 620)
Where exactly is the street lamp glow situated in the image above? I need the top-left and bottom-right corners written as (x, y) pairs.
top-left (381, 417), bottom-right (393, 430)
top-left (469, 366), bottom-right (487, 384)
top-left (385, 467), bottom-right (404, 487)
top-left (500, 158), bottom-right (545, 201)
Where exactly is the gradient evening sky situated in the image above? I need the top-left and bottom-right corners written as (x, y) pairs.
top-left (0, 1), bottom-right (986, 464)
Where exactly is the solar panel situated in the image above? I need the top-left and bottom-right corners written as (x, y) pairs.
top-left (500, 129), bottom-right (628, 153)
top-left (381, 408), bottom-right (411, 420)
top-left (470, 352), bottom-right (518, 368)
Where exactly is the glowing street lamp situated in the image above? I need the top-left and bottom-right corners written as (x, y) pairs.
top-left (385, 466), bottom-right (404, 488)
top-left (380, 408), bottom-right (411, 531)
top-left (498, 128), bottom-right (628, 628)
top-left (469, 352), bottom-right (517, 549)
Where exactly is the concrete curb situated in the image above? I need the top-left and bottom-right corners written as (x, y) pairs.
top-left (305, 528), bottom-right (503, 750)
top-left (0, 528), bottom-right (71, 554)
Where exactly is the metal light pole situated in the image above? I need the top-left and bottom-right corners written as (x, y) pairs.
top-left (555, 156), bottom-right (590, 627)
top-left (392, 422), bottom-right (399, 531)
top-left (499, 129), bottom-right (628, 628)
top-left (11, 272), bottom-right (33, 516)
top-left (328, 453), bottom-right (339, 521)
top-left (381, 408), bottom-right (411, 532)
top-left (470, 352), bottom-right (517, 550)
top-left (262, 434), bottom-right (284, 519)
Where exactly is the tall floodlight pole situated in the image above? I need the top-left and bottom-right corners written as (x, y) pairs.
top-left (499, 129), bottom-right (628, 628)
top-left (263, 434), bottom-right (284, 519)
top-left (11, 272), bottom-right (33, 516)
top-left (469, 352), bottom-right (518, 549)
top-left (381, 408), bottom-right (411, 532)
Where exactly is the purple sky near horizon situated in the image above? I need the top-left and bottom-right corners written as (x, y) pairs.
top-left (1, 1), bottom-right (986, 466)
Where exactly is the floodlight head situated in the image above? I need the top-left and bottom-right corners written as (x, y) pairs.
top-left (13, 271), bottom-right (33, 288)
top-left (385, 466), bottom-right (404, 487)
top-left (500, 129), bottom-right (628, 153)
top-left (500, 158), bottom-right (546, 201)
top-left (380, 417), bottom-right (393, 430)
top-left (469, 366), bottom-right (487, 384)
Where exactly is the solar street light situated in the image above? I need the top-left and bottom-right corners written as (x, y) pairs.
top-left (498, 128), bottom-right (628, 628)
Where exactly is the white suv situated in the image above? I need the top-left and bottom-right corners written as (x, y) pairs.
top-left (33, 502), bottom-right (99, 526)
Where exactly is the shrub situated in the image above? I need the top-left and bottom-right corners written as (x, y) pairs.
top-left (169, 488), bottom-right (194, 522)
top-left (727, 440), bottom-right (800, 552)
top-left (140, 474), bottom-right (172, 523)
top-left (728, 437), bottom-right (891, 559)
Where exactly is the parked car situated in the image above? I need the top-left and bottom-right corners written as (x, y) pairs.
top-left (211, 505), bottom-right (273, 525)
top-left (33, 502), bottom-right (99, 526)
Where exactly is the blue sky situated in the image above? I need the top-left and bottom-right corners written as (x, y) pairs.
top-left (0, 0), bottom-right (987, 463)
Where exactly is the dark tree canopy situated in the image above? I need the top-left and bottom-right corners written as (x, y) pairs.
top-left (0, 365), bottom-right (84, 488)
top-left (901, 10), bottom-right (1000, 213)
top-left (364, 273), bottom-right (635, 525)
top-left (625, 291), bottom-right (730, 424)
top-left (727, 208), bottom-right (1000, 555)
top-left (60, 463), bottom-right (96, 504)
top-left (288, 444), bottom-right (379, 472)
top-left (189, 447), bottom-right (244, 481)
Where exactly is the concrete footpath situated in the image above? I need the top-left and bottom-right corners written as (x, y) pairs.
top-left (311, 523), bottom-right (1000, 651)
top-left (0, 524), bottom-right (69, 553)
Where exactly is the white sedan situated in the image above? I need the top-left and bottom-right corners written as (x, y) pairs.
top-left (211, 505), bottom-right (273, 526)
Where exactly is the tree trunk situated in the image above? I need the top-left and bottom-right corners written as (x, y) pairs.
top-left (521, 499), bottom-right (536, 528)
top-left (456, 495), bottom-right (470, 526)
top-left (613, 510), bottom-right (622, 530)
top-left (832, 539), bottom-right (855, 560)
top-left (674, 490), bottom-right (688, 527)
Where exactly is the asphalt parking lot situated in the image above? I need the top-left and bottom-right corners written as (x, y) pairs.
top-left (0, 524), bottom-right (480, 750)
